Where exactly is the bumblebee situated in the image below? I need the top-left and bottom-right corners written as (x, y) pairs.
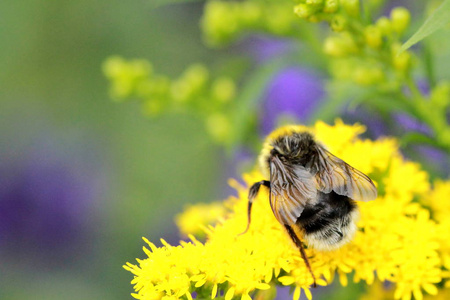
top-left (244, 126), bottom-right (377, 286)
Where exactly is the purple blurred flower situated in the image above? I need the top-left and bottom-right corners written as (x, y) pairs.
top-left (0, 136), bottom-right (101, 266)
top-left (394, 113), bottom-right (433, 136)
top-left (243, 35), bottom-right (296, 63)
top-left (343, 106), bottom-right (389, 139)
top-left (394, 80), bottom-right (433, 134)
top-left (261, 66), bottom-right (325, 135)
top-left (415, 145), bottom-right (449, 175)
top-left (239, 35), bottom-right (325, 135)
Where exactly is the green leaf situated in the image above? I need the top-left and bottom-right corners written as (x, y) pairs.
top-left (399, 132), bottom-right (443, 149)
top-left (399, 0), bottom-right (450, 53)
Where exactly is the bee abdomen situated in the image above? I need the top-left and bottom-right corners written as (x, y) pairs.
top-left (297, 191), bottom-right (359, 251)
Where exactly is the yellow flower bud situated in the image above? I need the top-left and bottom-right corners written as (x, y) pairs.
top-left (342, 0), bottom-right (359, 17)
top-left (352, 65), bottom-right (384, 86)
top-left (171, 64), bottom-right (209, 103)
top-left (324, 34), bottom-right (358, 57)
top-left (211, 77), bottom-right (236, 103)
top-left (306, 0), bottom-right (324, 6)
top-left (137, 76), bottom-right (170, 100)
top-left (376, 16), bottom-right (392, 36)
top-left (394, 52), bottom-right (411, 72)
top-left (331, 15), bottom-right (347, 32)
top-left (102, 57), bottom-right (153, 99)
top-left (294, 4), bottom-right (317, 18)
top-left (390, 7), bottom-right (410, 34)
top-left (102, 56), bottom-right (124, 78)
top-left (364, 25), bottom-right (383, 49)
top-left (391, 43), bottom-right (411, 72)
top-left (430, 81), bottom-right (450, 108)
top-left (201, 1), bottom-right (239, 45)
top-left (171, 80), bottom-right (190, 103)
top-left (184, 64), bottom-right (209, 90)
top-left (323, 0), bottom-right (339, 13)
top-left (206, 113), bottom-right (230, 144)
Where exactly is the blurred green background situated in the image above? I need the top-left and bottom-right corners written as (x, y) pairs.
top-left (0, 1), bottom-right (228, 299)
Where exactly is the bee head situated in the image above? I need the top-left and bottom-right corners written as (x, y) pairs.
top-left (271, 132), bottom-right (316, 162)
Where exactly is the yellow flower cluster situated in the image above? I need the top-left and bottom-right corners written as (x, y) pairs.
top-left (202, 0), bottom-right (300, 46)
top-left (102, 56), bottom-right (236, 144)
top-left (102, 56), bottom-right (153, 100)
top-left (175, 202), bottom-right (229, 238)
top-left (124, 120), bottom-right (450, 300)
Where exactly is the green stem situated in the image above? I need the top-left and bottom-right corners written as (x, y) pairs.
top-left (405, 76), bottom-right (426, 102)
top-left (395, 91), bottom-right (450, 152)
top-left (422, 41), bottom-right (436, 88)
top-left (295, 23), bottom-right (327, 66)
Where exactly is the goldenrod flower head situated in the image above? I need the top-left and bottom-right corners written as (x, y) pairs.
top-left (171, 64), bottom-right (209, 103)
top-left (205, 113), bottom-right (231, 144)
top-left (211, 77), bottom-right (236, 103)
top-left (424, 180), bottom-right (450, 223)
top-left (391, 43), bottom-right (412, 73)
top-left (294, 4), bottom-right (317, 19)
top-left (376, 16), bottom-right (393, 36)
top-left (390, 7), bottom-right (411, 35)
top-left (125, 120), bottom-right (449, 300)
top-left (201, 1), bottom-right (297, 46)
top-left (331, 15), bottom-right (348, 32)
top-left (103, 56), bottom-right (152, 99)
top-left (175, 202), bottom-right (229, 237)
top-left (341, 0), bottom-right (360, 17)
top-left (364, 25), bottom-right (383, 49)
top-left (323, 34), bottom-right (358, 57)
top-left (323, 0), bottom-right (339, 13)
top-left (430, 81), bottom-right (450, 109)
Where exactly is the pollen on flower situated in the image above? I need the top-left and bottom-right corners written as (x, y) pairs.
top-left (124, 120), bottom-right (449, 300)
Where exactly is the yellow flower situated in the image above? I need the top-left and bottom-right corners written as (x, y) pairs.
top-left (383, 157), bottom-right (430, 202)
top-left (175, 202), bottom-right (229, 238)
top-left (313, 119), bottom-right (366, 153)
top-left (125, 120), bottom-right (448, 300)
top-left (102, 56), bottom-right (152, 99)
top-left (424, 180), bottom-right (450, 223)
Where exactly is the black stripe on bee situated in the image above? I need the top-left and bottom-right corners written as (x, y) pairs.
top-left (296, 191), bottom-right (357, 236)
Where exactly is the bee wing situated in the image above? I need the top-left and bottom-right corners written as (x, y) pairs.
top-left (314, 146), bottom-right (377, 201)
top-left (270, 156), bottom-right (317, 225)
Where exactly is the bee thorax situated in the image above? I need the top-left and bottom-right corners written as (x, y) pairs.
top-left (271, 132), bottom-right (316, 159)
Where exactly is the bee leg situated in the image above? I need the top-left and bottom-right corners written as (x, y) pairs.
top-left (239, 180), bottom-right (270, 235)
top-left (284, 225), bottom-right (317, 288)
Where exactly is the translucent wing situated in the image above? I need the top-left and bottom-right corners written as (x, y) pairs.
top-left (314, 146), bottom-right (377, 201)
top-left (269, 156), bottom-right (317, 225)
